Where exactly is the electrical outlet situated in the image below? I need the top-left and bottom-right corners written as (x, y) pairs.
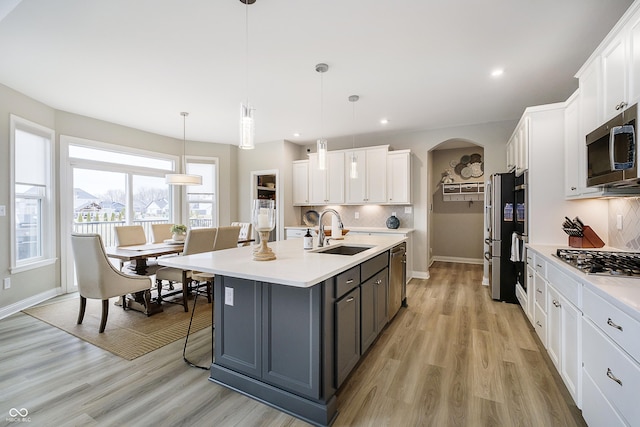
top-left (3, 278), bottom-right (10, 290)
top-left (617, 214), bottom-right (623, 230)
top-left (404, 206), bottom-right (412, 214)
top-left (0, 205), bottom-right (6, 216)
top-left (354, 212), bottom-right (359, 219)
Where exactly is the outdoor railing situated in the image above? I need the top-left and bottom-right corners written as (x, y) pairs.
top-left (73, 218), bottom-right (213, 247)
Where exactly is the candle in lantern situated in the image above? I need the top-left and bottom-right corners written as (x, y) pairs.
top-left (258, 207), bottom-right (270, 229)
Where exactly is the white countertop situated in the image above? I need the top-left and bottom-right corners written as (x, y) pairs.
top-left (285, 225), bottom-right (414, 234)
top-left (158, 234), bottom-right (407, 288)
top-left (528, 244), bottom-right (640, 322)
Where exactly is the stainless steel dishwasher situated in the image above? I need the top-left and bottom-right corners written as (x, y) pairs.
top-left (389, 242), bottom-right (407, 319)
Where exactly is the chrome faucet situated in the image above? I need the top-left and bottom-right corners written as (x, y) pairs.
top-left (317, 209), bottom-right (344, 247)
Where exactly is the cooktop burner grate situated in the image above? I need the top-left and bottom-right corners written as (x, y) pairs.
top-left (554, 249), bottom-right (640, 277)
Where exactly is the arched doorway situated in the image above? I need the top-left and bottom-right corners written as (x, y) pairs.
top-left (428, 139), bottom-right (486, 268)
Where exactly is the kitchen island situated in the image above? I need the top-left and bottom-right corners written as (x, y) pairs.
top-left (158, 234), bottom-right (407, 426)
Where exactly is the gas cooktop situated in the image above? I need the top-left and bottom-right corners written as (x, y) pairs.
top-left (555, 248), bottom-right (640, 278)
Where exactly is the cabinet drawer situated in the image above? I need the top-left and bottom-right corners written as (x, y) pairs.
top-left (583, 319), bottom-right (640, 425)
top-left (525, 250), bottom-right (534, 267)
top-left (534, 256), bottom-right (546, 275)
top-left (361, 252), bottom-right (388, 282)
top-left (534, 274), bottom-right (546, 310)
top-left (335, 265), bottom-right (360, 299)
top-left (582, 369), bottom-right (627, 427)
top-left (534, 303), bottom-right (547, 346)
top-left (583, 286), bottom-right (640, 364)
top-left (546, 262), bottom-right (580, 306)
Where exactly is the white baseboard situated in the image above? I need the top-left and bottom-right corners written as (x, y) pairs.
top-left (482, 276), bottom-right (490, 286)
top-left (431, 256), bottom-right (483, 265)
top-left (411, 270), bottom-right (430, 280)
top-left (0, 288), bottom-right (63, 320)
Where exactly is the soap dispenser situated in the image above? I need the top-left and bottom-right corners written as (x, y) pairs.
top-left (303, 229), bottom-right (313, 250)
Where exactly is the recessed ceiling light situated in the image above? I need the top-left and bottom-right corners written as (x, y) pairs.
top-left (491, 68), bottom-right (504, 77)
top-left (293, 132), bottom-right (301, 137)
top-left (380, 118), bottom-right (389, 125)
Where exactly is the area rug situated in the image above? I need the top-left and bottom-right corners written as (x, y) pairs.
top-left (22, 295), bottom-right (212, 360)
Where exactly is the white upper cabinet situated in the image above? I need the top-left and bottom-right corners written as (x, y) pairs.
top-left (602, 34), bottom-right (627, 120)
top-left (308, 152), bottom-right (345, 205)
top-left (292, 160), bottom-right (309, 205)
top-left (506, 116), bottom-right (529, 176)
top-left (386, 150), bottom-right (411, 204)
top-left (576, 3), bottom-right (640, 125)
top-left (346, 146), bottom-right (387, 204)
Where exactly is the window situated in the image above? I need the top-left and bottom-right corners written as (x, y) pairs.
top-left (11, 115), bottom-right (56, 272)
top-left (186, 159), bottom-right (217, 228)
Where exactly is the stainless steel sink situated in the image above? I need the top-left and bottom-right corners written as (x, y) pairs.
top-left (313, 245), bottom-right (373, 255)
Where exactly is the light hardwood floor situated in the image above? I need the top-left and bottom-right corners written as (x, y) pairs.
top-left (0, 262), bottom-right (585, 427)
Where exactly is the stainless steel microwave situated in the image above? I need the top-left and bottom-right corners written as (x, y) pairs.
top-left (586, 103), bottom-right (637, 187)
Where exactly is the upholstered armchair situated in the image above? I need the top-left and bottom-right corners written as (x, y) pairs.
top-left (71, 233), bottom-right (152, 333)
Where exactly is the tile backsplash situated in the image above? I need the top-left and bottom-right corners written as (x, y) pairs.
top-left (301, 205), bottom-right (414, 229)
top-left (608, 198), bottom-right (640, 250)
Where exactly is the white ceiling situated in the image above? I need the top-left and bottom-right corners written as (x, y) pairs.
top-left (0, 0), bottom-right (634, 146)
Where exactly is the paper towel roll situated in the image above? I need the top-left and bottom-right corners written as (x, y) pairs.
top-left (331, 215), bottom-right (341, 238)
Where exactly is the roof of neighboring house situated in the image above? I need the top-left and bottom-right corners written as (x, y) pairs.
top-left (74, 188), bottom-right (98, 200)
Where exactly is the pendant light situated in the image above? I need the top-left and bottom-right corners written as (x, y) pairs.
top-left (165, 112), bottom-right (203, 186)
top-left (239, 0), bottom-right (255, 149)
top-left (348, 95), bottom-right (359, 179)
top-left (316, 63), bottom-right (329, 170)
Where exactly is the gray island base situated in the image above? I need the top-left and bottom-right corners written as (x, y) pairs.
top-left (158, 235), bottom-right (407, 426)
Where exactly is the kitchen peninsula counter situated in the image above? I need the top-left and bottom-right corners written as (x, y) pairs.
top-left (158, 234), bottom-right (407, 426)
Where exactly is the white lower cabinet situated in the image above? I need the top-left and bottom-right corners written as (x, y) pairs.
top-left (583, 317), bottom-right (640, 426)
top-left (582, 369), bottom-right (627, 427)
top-left (582, 286), bottom-right (640, 426)
top-left (547, 284), bottom-right (581, 404)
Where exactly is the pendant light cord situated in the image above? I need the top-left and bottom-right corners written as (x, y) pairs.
top-left (245, 0), bottom-right (249, 106)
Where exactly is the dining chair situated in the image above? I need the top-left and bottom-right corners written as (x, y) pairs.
top-left (114, 225), bottom-right (160, 274)
top-left (231, 222), bottom-right (253, 246)
top-left (71, 233), bottom-right (152, 333)
top-left (155, 228), bottom-right (217, 311)
top-left (151, 223), bottom-right (173, 243)
top-left (213, 225), bottom-right (242, 251)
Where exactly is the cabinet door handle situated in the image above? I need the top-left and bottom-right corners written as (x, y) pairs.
top-left (606, 368), bottom-right (623, 386)
top-left (536, 321), bottom-right (542, 328)
top-left (607, 318), bottom-right (623, 332)
top-left (346, 279), bottom-right (354, 284)
top-left (346, 297), bottom-right (355, 303)
top-left (570, 186), bottom-right (577, 191)
top-left (536, 288), bottom-right (543, 294)
top-left (536, 264), bottom-right (543, 268)
top-left (552, 300), bottom-right (561, 308)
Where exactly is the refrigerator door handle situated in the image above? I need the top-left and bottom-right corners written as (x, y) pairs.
top-left (484, 251), bottom-right (491, 261)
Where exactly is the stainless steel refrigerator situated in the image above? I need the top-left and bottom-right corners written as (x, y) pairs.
top-left (484, 172), bottom-right (518, 303)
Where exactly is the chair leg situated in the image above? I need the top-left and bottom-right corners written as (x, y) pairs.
top-left (206, 280), bottom-right (212, 303)
top-left (156, 278), bottom-right (163, 303)
top-left (77, 296), bottom-right (87, 325)
top-left (99, 299), bottom-right (109, 333)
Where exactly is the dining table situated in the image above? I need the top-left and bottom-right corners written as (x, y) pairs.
top-left (106, 241), bottom-right (184, 315)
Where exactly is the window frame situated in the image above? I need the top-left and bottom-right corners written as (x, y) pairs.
top-left (185, 156), bottom-right (219, 229)
top-left (10, 115), bottom-right (57, 273)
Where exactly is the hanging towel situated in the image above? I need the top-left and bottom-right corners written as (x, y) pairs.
top-left (510, 232), bottom-right (520, 262)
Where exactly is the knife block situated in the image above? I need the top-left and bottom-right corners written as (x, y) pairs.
top-left (568, 226), bottom-right (605, 248)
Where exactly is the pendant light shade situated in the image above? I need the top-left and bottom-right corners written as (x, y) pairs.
top-left (316, 63), bottom-right (329, 170)
top-left (349, 95), bottom-right (359, 179)
top-left (239, 103), bottom-right (255, 149)
top-left (165, 112), bottom-right (202, 186)
top-left (239, 0), bottom-right (255, 149)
